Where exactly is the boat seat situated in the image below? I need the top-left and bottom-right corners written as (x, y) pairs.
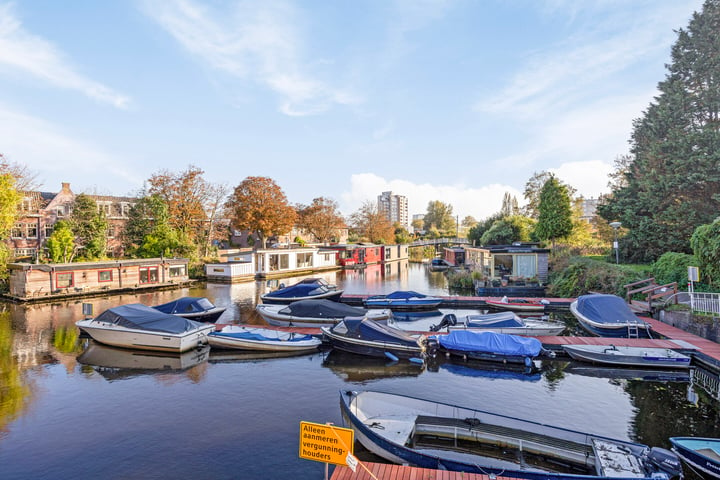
top-left (697, 448), bottom-right (720, 461)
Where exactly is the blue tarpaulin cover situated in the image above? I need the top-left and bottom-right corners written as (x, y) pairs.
top-left (278, 299), bottom-right (367, 317)
top-left (153, 297), bottom-right (215, 314)
top-left (264, 282), bottom-right (330, 299)
top-left (575, 294), bottom-right (642, 325)
top-left (94, 303), bottom-right (206, 334)
top-left (371, 290), bottom-right (429, 300)
top-left (438, 331), bottom-right (542, 356)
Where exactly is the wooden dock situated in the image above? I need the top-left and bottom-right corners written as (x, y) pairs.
top-left (331, 461), bottom-right (513, 480)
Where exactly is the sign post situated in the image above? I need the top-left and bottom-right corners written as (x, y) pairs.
top-left (299, 421), bottom-right (354, 478)
top-left (688, 267), bottom-right (699, 311)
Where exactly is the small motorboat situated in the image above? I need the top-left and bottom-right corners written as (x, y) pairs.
top-left (255, 299), bottom-right (391, 327)
top-left (207, 325), bottom-right (322, 353)
top-left (260, 279), bottom-right (343, 304)
top-left (340, 390), bottom-right (683, 480)
top-left (152, 297), bottom-right (227, 323)
top-left (428, 258), bottom-right (451, 271)
top-left (434, 330), bottom-right (552, 367)
top-left (429, 311), bottom-right (566, 336)
top-left (485, 297), bottom-right (547, 312)
top-left (570, 294), bottom-right (653, 338)
top-left (321, 317), bottom-right (431, 361)
top-left (670, 436), bottom-right (720, 478)
top-left (363, 290), bottom-right (442, 311)
top-left (563, 344), bottom-right (691, 369)
top-left (76, 303), bottom-right (215, 353)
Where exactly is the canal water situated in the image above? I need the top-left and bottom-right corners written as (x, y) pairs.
top-left (1, 261), bottom-right (718, 480)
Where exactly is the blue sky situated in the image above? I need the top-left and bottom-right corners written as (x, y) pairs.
top-left (0, 0), bottom-right (704, 221)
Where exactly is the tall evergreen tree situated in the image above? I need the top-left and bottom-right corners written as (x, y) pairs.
top-left (534, 175), bottom-right (573, 249)
top-left (598, 0), bottom-right (720, 262)
top-left (68, 194), bottom-right (108, 260)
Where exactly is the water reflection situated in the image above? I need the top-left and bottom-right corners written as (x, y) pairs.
top-left (322, 349), bottom-right (425, 382)
top-left (77, 341), bottom-right (210, 381)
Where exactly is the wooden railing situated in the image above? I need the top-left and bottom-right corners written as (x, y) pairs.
top-left (624, 277), bottom-right (677, 311)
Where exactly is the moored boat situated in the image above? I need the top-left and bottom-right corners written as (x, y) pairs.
top-left (340, 390), bottom-right (683, 480)
top-left (76, 303), bottom-right (215, 353)
top-left (562, 344), bottom-right (691, 369)
top-left (485, 297), bottom-right (547, 312)
top-left (260, 279), bottom-right (343, 304)
top-left (363, 290), bottom-right (442, 311)
top-left (429, 311), bottom-right (566, 336)
top-left (570, 294), bottom-right (653, 338)
top-left (670, 437), bottom-right (720, 478)
top-left (434, 330), bottom-right (551, 367)
top-left (152, 296), bottom-right (227, 323)
top-left (321, 317), bottom-right (431, 361)
top-left (207, 325), bottom-right (322, 353)
top-left (255, 299), bottom-right (391, 327)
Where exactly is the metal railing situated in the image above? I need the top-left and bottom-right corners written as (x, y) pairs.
top-left (689, 292), bottom-right (720, 316)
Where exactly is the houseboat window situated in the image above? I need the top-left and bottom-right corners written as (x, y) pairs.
top-left (11, 224), bottom-right (23, 238)
top-left (27, 224), bottom-right (37, 238)
top-left (57, 272), bottom-right (74, 288)
top-left (296, 252), bottom-right (313, 268)
top-left (107, 226), bottom-right (115, 238)
top-left (169, 265), bottom-right (186, 277)
top-left (515, 255), bottom-right (537, 278)
top-left (139, 266), bottom-right (159, 284)
top-left (272, 254), bottom-right (289, 270)
top-left (98, 270), bottom-right (112, 282)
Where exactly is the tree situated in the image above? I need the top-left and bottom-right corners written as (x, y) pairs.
top-left (690, 218), bottom-right (720, 287)
top-left (121, 194), bottom-right (194, 258)
top-left (480, 215), bottom-right (536, 245)
top-left (0, 172), bottom-right (21, 285)
top-left (461, 216), bottom-right (478, 228)
top-left (296, 197), bottom-right (345, 244)
top-left (467, 213), bottom-right (503, 245)
top-left (46, 220), bottom-right (76, 263)
top-left (68, 194), bottom-right (108, 260)
top-left (0, 154), bottom-right (40, 191)
top-left (225, 177), bottom-right (297, 249)
top-left (500, 193), bottom-right (520, 217)
top-left (348, 201), bottom-right (395, 244)
top-left (534, 175), bottom-right (573, 249)
top-left (598, 0), bottom-right (720, 262)
top-left (394, 223), bottom-right (412, 244)
top-left (523, 171), bottom-right (577, 218)
top-left (423, 200), bottom-right (455, 234)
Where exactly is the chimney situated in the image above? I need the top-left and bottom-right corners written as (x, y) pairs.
top-left (61, 182), bottom-right (71, 193)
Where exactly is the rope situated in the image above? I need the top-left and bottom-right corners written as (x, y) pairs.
top-left (327, 423), bottom-right (380, 480)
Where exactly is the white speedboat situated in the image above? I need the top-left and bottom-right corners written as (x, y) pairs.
top-left (76, 303), bottom-right (215, 353)
top-left (562, 344), bottom-right (691, 369)
top-left (429, 311), bottom-right (566, 336)
top-left (207, 325), bottom-right (322, 353)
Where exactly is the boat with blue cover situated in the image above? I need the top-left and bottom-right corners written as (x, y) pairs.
top-left (255, 298), bottom-right (390, 327)
top-left (207, 325), bottom-right (322, 353)
top-left (76, 303), bottom-right (216, 353)
top-left (152, 297), bottom-right (227, 323)
top-left (321, 317), bottom-right (431, 361)
top-left (670, 437), bottom-right (720, 478)
top-left (340, 390), bottom-right (683, 480)
top-left (570, 294), bottom-right (653, 338)
top-left (429, 311), bottom-right (566, 336)
top-left (434, 330), bottom-right (551, 367)
top-left (260, 278), bottom-right (343, 304)
top-left (363, 290), bottom-right (442, 311)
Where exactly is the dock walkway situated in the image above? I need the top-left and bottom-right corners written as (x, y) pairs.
top-left (331, 461), bottom-right (512, 480)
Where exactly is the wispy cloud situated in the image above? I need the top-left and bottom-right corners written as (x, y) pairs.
top-left (341, 173), bottom-right (522, 220)
top-left (0, 3), bottom-right (130, 108)
top-left (0, 104), bottom-right (142, 191)
top-left (142, 0), bottom-right (358, 116)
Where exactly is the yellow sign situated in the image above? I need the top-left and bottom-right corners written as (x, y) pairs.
top-left (299, 421), bottom-right (354, 466)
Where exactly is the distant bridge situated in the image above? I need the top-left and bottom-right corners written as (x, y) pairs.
top-left (410, 237), bottom-right (471, 247)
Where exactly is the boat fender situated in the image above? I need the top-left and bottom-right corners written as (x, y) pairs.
top-left (409, 357), bottom-right (424, 365)
top-left (384, 352), bottom-right (399, 362)
top-left (524, 356), bottom-right (532, 367)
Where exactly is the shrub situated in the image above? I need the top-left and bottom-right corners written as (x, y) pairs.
top-left (548, 257), bottom-right (651, 298)
top-left (652, 252), bottom-right (695, 287)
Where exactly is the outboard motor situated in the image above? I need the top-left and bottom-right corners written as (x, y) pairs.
top-left (429, 313), bottom-right (457, 332)
top-left (646, 447), bottom-right (683, 479)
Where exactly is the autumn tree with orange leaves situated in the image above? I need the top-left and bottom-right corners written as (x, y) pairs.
top-left (225, 177), bottom-right (297, 249)
top-left (348, 201), bottom-right (395, 244)
top-left (296, 197), bottom-right (345, 244)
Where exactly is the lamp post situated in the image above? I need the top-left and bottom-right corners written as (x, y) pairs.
top-left (609, 221), bottom-right (622, 264)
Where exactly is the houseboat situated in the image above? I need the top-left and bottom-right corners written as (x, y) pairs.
top-left (322, 244), bottom-right (384, 268)
top-left (6, 258), bottom-right (191, 302)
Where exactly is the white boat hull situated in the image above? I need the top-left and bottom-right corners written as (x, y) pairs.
top-left (76, 320), bottom-right (215, 353)
top-left (207, 326), bottom-right (321, 352)
top-left (256, 304), bottom-right (391, 327)
top-left (563, 344), bottom-right (691, 369)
